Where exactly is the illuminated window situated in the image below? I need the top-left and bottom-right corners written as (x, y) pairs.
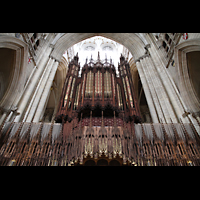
top-left (103, 46), bottom-right (113, 51)
top-left (85, 46), bottom-right (95, 51)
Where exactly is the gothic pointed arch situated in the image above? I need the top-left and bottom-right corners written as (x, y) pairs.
top-left (0, 35), bottom-right (28, 112)
top-left (50, 33), bottom-right (147, 62)
top-left (174, 38), bottom-right (200, 117)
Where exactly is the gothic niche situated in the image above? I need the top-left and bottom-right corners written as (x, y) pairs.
top-left (0, 48), bottom-right (15, 102)
top-left (186, 51), bottom-right (200, 105)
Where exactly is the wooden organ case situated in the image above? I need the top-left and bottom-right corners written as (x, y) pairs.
top-left (55, 53), bottom-right (141, 125)
top-left (54, 53), bottom-right (141, 165)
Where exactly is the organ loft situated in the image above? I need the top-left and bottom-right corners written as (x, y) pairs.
top-left (1, 33), bottom-right (200, 166)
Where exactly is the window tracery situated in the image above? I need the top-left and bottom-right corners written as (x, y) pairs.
top-left (85, 46), bottom-right (95, 51)
top-left (102, 46), bottom-right (113, 51)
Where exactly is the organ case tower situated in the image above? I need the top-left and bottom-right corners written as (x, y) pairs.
top-left (55, 52), bottom-right (141, 165)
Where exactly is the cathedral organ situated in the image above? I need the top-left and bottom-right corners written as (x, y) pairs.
top-left (55, 53), bottom-right (141, 126)
top-left (0, 53), bottom-right (200, 166)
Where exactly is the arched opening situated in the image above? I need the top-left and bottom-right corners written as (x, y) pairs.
top-left (174, 39), bottom-right (200, 117)
top-left (162, 41), bottom-right (167, 49)
top-left (104, 105), bottom-right (118, 118)
top-left (84, 159), bottom-right (96, 166)
top-left (165, 34), bottom-right (169, 42)
top-left (0, 48), bottom-right (15, 102)
top-left (78, 105), bottom-right (119, 127)
top-left (92, 105), bottom-right (102, 118)
top-left (0, 35), bottom-right (28, 124)
top-left (97, 159), bottom-right (108, 166)
top-left (50, 34), bottom-right (147, 123)
top-left (81, 106), bottom-right (92, 119)
top-left (109, 159), bottom-right (120, 166)
top-left (186, 51), bottom-right (200, 102)
top-left (80, 154), bottom-right (126, 166)
top-left (51, 33), bottom-right (147, 64)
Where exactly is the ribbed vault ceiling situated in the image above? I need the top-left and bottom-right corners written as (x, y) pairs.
top-left (51, 33), bottom-right (148, 62)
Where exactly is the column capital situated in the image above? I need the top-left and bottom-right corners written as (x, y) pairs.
top-left (135, 54), bottom-right (150, 63)
top-left (135, 58), bottom-right (141, 63)
top-left (144, 44), bottom-right (151, 50)
top-left (135, 56), bottom-right (143, 62)
top-left (54, 59), bottom-right (60, 63)
top-left (49, 55), bottom-right (60, 63)
top-left (142, 54), bottom-right (150, 59)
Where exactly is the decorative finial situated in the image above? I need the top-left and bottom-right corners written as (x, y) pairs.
top-left (74, 52), bottom-right (79, 62)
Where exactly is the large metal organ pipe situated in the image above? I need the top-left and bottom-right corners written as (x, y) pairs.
top-left (95, 71), bottom-right (102, 97)
top-left (85, 71), bottom-right (93, 98)
top-left (104, 71), bottom-right (112, 98)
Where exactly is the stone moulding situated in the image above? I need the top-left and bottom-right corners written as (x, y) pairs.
top-left (0, 35), bottom-right (28, 111)
top-left (174, 38), bottom-right (200, 116)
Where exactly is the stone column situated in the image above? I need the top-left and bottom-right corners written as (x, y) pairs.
top-left (0, 111), bottom-right (9, 126)
top-left (15, 46), bottom-right (53, 122)
top-left (25, 57), bottom-right (55, 122)
top-left (144, 55), bottom-right (178, 123)
top-left (145, 34), bottom-right (189, 123)
top-left (33, 60), bottom-right (59, 122)
top-left (140, 56), bottom-right (166, 122)
top-left (135, 59), bottom-right (159, 123)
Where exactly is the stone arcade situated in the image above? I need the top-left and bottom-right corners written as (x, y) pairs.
top-left (0, 33), bottom-right (200, 166)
